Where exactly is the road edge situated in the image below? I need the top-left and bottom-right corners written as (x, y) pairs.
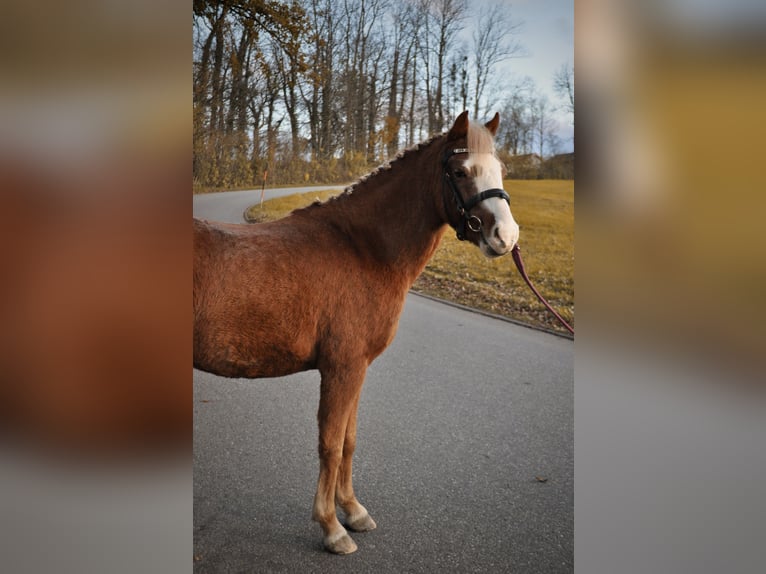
top-left (409, 290), bottom-right (574, 341)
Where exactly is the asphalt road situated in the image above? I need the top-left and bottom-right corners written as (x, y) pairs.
top-left (193, 187), bottom-right (573, 573)
top-left (193, 185), bottom-right (346, 223)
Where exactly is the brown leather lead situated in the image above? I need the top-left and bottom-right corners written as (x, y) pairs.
top-left (511, 245), bottom-right (575, 336)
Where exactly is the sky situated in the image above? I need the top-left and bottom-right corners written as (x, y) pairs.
top-left (464, 0), bottom-right (574, 152)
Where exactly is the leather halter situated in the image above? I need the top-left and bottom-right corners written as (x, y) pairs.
top-left (442, 148), bottom-right (510, 241)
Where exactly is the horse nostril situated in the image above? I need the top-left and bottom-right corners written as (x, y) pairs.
top-left (494, 226), bottom-right (506, 248)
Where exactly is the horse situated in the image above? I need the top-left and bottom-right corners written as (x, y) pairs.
top-left (193, 111), bottom-right (519, 554)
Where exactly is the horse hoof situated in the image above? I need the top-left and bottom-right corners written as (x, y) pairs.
top-left (324, 531), bottom-right (358, 555)
top-left (347, 512), bottom-right (377, 533)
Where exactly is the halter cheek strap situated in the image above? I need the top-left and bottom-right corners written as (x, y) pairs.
top-left (442, 148), bottom-right (511, 241)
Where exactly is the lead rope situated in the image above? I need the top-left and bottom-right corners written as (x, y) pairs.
top-left (511, 245), bottom-right (574, 336)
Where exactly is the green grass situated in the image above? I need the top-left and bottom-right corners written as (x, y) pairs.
top-left (245, 180), bottom-right (574, 334)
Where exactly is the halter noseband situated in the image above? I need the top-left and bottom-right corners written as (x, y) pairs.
top-left (442, 148), bottom-right (511, 241)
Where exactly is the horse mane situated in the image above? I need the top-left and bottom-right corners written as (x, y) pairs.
top-left (347, 133), bottom-right (445, 191)
top-left (343, 134), bottom-right (444, 197)
top-left (295, 121), bottom-right (492, 215)
top-left (292, 134), bottom-right (441, 214)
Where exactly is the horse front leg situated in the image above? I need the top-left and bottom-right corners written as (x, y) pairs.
top-left (336, 390), bottom-right (377, 533)
top-left (312, 362), bottom-right (367, 555)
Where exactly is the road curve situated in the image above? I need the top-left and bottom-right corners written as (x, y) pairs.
top-left (193, 188), bottom-right (573, 573)
top-left (193, 185), bottom-right (346, 224)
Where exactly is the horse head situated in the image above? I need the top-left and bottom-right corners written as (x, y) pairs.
top-left (443, 111), bottom-right (519, 258)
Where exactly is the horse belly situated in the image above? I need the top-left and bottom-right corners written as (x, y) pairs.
top-left (193, 276), bottom-right (318, 378)
top-left (194, 318), bottom-right (317, 379)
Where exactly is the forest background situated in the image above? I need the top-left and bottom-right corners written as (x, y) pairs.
top-left (193, 0), bottom-right (574, 191)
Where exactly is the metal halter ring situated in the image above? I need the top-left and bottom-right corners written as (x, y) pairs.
top-left (466, 214), bottom-right (482, 232)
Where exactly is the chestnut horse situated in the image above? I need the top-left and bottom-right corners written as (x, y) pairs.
top-left (193, 111), bottom-right (519, 554)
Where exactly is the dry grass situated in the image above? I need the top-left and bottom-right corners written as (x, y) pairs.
top-left (245, 180), bottom-right (574, 334)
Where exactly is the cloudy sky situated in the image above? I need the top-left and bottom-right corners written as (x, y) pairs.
top-left (465, 0), bottom-right (574, 152)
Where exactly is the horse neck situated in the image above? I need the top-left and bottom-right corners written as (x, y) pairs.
top-left (316, 139), bottom-right (449, 283)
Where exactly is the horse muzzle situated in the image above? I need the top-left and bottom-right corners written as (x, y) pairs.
top-left (481, 218), bottom-right (519, 258)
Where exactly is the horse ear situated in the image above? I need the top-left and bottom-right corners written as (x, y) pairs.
top-left (485, 112), bottom-right (500, 136)
top-left (448, 111), bottom-right (470, 141)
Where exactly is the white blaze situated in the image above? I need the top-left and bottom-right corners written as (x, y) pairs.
top-left (463, 152), bottom-right (519, 257)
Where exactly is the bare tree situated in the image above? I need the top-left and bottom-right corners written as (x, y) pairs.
top-left (553, 61), bottom-right (574, 115)
top-left (470, 4), bottom-right (524, 119)
top-left (383, 3), bottom-right (419, 156)
top-left (338, 0), bottom-right (388, 156)
top-left (301, 0), bottom-right (343, 161)
top-left (531, 94), bottom-right (556, 159)
top-left (497, 76), bottom-right (535, 155)
top-left (416, 0), bottom-right (466, 134)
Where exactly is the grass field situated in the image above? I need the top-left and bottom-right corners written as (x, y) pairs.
top-left (245, 180), bottom-right (574, 334)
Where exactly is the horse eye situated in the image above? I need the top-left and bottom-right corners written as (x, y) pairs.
top-left (454, 168), bottom-right (467, 178)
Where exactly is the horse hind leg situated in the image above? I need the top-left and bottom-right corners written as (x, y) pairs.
top-left (312, 362), bottom-right (368, 555)
top-left (336, 390), bottom-right (377, 533)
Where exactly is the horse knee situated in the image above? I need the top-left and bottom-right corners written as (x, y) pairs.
top-left (318, 443), bottom-right (343, 467)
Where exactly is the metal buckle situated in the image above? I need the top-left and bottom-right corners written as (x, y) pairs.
top-left (466, 215), bottom-right (482, 232)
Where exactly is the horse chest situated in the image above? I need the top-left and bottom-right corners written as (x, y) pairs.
top-left (342, 285), bottom-right (403, 361)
